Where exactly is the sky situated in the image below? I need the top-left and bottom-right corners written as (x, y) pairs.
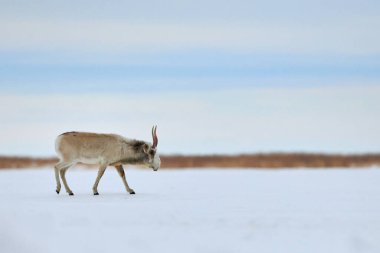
top-left (0, 0), bottom-right (379, 156)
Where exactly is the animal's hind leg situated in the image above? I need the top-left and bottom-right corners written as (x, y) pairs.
top-left (59, 163), bottom-right (76, 195)
top-left (54, 161), bottom-right (72, 194)
top-left (92, 164), bottom-right (107, 195)
top-left (54, 164), bottom-right (61, 194)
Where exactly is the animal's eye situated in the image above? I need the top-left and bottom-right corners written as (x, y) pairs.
top-left (149, 150), bottom-right (155, 156)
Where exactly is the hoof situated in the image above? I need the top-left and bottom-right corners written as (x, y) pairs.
top-left (130, 191), bottom-right (135, 195)
top-left (69, 192), bottom-right (74, 196)
top-left (94, 192), bottom-right (99, 195)
top-left (56, 190), bottom-right (60, 194)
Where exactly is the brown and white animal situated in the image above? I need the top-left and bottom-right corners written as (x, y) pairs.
top-left (54, 126), bottom-right (160, 196)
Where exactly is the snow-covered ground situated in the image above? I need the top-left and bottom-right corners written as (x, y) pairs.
top-left (0, 168), bottom-right (379, 253)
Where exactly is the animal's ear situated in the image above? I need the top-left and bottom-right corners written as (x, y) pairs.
top-left (143, 144), bottom-right (149, 154)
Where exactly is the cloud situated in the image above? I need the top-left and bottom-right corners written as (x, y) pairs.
top-left (0, 18), bottom-right (379, 54)
top-left (0, 85), bottom-right (379, 156)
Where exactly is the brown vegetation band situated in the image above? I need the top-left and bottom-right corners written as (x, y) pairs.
top-left (1, 153), bottom-right (380, 169)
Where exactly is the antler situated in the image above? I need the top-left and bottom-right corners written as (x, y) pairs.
top-left (152, 125), bottom-right (158, 149)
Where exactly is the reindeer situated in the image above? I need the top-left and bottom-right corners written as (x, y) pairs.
top-left (54, 126), bottom-right (160, 196)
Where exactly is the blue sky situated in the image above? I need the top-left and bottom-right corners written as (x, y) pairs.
top-left (0, 0), bottom-right (379, 155)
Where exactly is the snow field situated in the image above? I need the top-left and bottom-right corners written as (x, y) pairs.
top-left (0, 168), bottom-right (379, 253)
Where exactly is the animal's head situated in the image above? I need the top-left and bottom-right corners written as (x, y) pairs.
top-left (143, 125), bottom-right (161, 171)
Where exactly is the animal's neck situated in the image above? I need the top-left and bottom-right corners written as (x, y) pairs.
top-left (116, 140), bottom-right (147, 164)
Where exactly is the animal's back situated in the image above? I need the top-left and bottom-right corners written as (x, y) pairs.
top-left (55, 132), bottom-right (123, 163)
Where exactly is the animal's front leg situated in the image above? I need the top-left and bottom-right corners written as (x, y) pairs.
top-left (115, 165), bottom-right (135, 194)
top-left (93, 164), bottom-right (107, 195)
